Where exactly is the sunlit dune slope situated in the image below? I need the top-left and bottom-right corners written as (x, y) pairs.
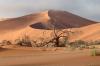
top-left (0, 10), bottom-right (99, 41)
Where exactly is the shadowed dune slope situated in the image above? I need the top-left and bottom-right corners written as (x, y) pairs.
top-left (30, 10), bottom-right (97, 29)
top-left (0, 10), bottom-right (96, 30)
top-left (0, 10), bottom-right (99, 41)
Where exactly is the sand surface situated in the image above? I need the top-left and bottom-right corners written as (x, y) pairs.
top-left (0, 10), bottom-right (99, 42)
top-left (0, 10), bottom-right (100, 66)
top-left (0, 48), bottom-right (100, 66)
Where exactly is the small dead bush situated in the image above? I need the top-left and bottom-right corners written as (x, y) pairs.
top-left (15, 35), bottom-right (32, 47)
top-left (69, 40), bottom-right (88, 49)
top-left (1, 40), bottom-right (12, 45)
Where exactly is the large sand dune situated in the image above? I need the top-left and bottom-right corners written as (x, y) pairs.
top-left (0, 10), bottom-right (99, 41)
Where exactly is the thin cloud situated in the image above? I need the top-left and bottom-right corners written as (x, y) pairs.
top-left (0, 0), bottom-right (100, 21)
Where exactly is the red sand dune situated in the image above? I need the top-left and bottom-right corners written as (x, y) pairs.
top-left (0, 10), bottom-right (99, 41)
top-left (70, 23), bottom-right (100, 41)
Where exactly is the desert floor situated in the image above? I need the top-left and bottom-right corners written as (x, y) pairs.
top-left (0, 47), bottom-right (100, 66)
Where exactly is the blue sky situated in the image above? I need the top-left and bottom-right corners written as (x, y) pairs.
top-left (0, 0), bottom-right (100, 22)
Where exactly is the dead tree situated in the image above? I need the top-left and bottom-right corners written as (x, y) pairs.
top-left (50, 26), bottom-right (73, 47)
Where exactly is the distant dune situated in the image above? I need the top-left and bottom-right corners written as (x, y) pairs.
top-left (0, 18), bottom-right (8, 21)
top-left (0, 10), bottom-right (99, 42)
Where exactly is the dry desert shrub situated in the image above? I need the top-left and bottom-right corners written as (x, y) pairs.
top-left (69, 40), bottom-right (87, 48)
top-left (90, 40), bottom-right (100, 45)
top-left (91, 48), bottom-right (100, 56)
top-left (1, 40), bottom-right (12, 46)
top-left (14, 35), bottom-right (32, 47)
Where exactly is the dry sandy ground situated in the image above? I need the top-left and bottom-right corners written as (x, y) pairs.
top-left (0, 48), bottom-right (100, 66)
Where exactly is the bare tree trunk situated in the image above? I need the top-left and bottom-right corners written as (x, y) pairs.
top-left (55, 37), bottom-right (60, 47)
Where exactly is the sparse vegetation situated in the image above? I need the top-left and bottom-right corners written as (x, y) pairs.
top-left (1, 40), bottom-right (12, 46)
top-left (69, 40), bottom-right (88, 49)
top-left (48, 25), bottom-right (73, 47)
top-left (89, 40), bottom-right (100, 45)
top-left (14, 35), bottom-right (32, 47)
top-left (0, 31), bottom-right (100, 49)
top-left (91, 48), bottom-right (100, 56)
